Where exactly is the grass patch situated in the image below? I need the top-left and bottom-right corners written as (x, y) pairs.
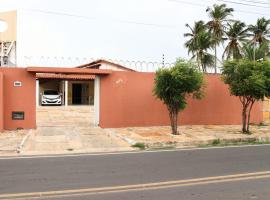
top-left (132, 143), bottom-right (146, 150)
top-left (212, 139), bottom-right (221, 146)
top-left (250, 122), bottom-right (268, 127)
top-left (199, 139), bottom-right (270, 148)
top-left (148, 145), bottom-right (176, 151)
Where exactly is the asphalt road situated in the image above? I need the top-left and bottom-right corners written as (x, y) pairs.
top-left (45, 178), bottom-right (270, 200)
top-left (1, 145), bottom-right (270, 199)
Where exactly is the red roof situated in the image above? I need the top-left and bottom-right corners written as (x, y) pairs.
top-left (36, 73), bottom-right (95, 80)
top-left (27, 67), bottom-right (112, 74)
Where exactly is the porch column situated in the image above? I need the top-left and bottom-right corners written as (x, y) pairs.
top-left (94, 76), bottom-right (100, 126)
top-left (65, 80), bottom-right (68, 106)
top-left (36, 79), bottom-right (39, 107)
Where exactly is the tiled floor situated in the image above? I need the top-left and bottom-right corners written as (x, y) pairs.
top-left (36, 106), bottom-right (95, 127)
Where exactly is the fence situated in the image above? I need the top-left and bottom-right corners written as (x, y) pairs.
top-left (20, 56), bottom-right (221, 73)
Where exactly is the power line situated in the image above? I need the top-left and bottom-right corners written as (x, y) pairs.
top-left (24, 8), bottom-right (180, 29)
top-left (238, 0), bottom-right (270, 6)
top-left (23, 0), bottom-right (270, 31)
top-left (218, 0), bottom-right (270, 8)
top-left (170, 0), bottom-right (270, 16)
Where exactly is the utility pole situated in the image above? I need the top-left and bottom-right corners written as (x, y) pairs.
top-left (162, 54), bottom-right (165, 68)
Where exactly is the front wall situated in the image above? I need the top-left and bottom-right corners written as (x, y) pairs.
top-left (99, 72), bottom-right (263, 128)
top-left (0, 68), bottom-right (36, 130)
top-left (0, 73), bottom-right (3, 131)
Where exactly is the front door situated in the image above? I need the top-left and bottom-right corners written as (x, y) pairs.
top-left (72, 84), bottom-right (82, 104)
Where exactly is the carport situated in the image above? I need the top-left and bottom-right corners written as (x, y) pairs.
top-left (27, 67), bottom-right (112, 126)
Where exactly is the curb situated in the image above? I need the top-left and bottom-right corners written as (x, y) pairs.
top-left (16, 130), bottom-right (32, 153)
top-left (104, 129), bottom-right (137, 145)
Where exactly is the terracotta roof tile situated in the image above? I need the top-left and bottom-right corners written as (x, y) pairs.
top-left (36, 73), bottom-right (95, 80)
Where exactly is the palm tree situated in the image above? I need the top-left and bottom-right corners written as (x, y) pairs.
top-left (248, 17), bottom-right (270, 45)
top-left (195, 31), bottom-right (215, 72)
top-left (184, 21), bottom-right (214, 72)
top-left (223, 21), bottom-right (248, 60)
top-left (184, 21), bottom-right (207, 63)
top-left (206, 4), bottom-right (234, 73)
top-left (242, 42), bottom-right (269, 61)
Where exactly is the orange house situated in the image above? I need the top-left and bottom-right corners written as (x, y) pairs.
top-left (0, 61), bottom-right (264, 132)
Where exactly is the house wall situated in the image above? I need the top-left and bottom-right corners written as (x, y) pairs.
top-left (263, 98), bottom-right (270, 122)
top-left (0, 68), bottom-right (36, 130)
top-left (99, 63), bottom-right (126, 71)
top-left (0, 72), bottom-right (3, 132)
top-left (99, 72), bottom-right (263, 128)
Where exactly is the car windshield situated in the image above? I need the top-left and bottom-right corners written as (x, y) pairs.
top-left (44, 90), bottom-right (59, 95)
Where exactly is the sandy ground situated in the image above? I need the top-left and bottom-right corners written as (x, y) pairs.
top-left (110, 124), bottom-right (270, 148)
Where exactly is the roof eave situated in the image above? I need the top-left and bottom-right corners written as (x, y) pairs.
top-left (27, 67), bottom-right (112, 75)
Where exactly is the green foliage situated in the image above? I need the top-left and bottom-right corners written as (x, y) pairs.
top-left (223, 21), bottom-right (248, 60)
top-left (132, 143), bottom-right (146, 150)
top-left (222, 59), bottom-right (270, 132)
top-left (184, 4), bottom-right (270, 68)
top-left (242, 42), bottom-right (269, 61)
top-left (206, 4), bottom-right (234, 43)
top-left (184, 21), bottom-right (215, 72)
top-left (206, 4), bottom-right (234, 72)
top-left (154, 59), bottom-right (204, 111)
top-left (154, 59), bottom-right (204, 134)
top-left (212, 139), bottom-right (221, 146)
top-left (222, 59), bottom-right (270, 100)
top-left (248, 17), bottom-right (270, 45)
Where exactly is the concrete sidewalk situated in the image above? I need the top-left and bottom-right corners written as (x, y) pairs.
top-left (110, 124), bottom-right (270, 148)
top-left (21, 126), bottom-right (132, 155)
top-left (1, 124), bottom-right (270, 156)
top-left (0, 129), bottom-right (28, 155)
top-left (17, 106), bottom-right (132, 155)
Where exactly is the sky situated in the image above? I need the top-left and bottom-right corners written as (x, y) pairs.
top-left (0, 0), bottom-right (270, 65)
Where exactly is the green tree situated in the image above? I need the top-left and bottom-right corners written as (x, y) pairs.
top-left (184, 22), bottom-right (214, 72)
top-left (242, 42), bottom-right (269, 61)
top-left (222, 59), bottom-right (270, 133)
top-left (206, 4), bottom-right (234, 73)
top-left (196, 31), bottom-right (215, 72)
top-left (248, 17), bottom-right (270, 45)
top-left (223, 21), bottom-right (248, 60)
top-left (184, 20), bottom-right (207, 58)
top-left (154, 59), bottom-right (204, 135)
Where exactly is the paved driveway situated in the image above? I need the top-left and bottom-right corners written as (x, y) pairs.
top-left (22, 106), bottom-right (131, 155)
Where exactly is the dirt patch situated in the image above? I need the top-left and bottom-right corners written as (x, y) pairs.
top-left (111, 124), bottom-right (270, 148)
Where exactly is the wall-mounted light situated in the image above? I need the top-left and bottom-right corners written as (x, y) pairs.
top-left (14, 81), bottom-right (22, 87)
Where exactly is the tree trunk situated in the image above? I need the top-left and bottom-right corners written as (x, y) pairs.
top-left (242, 104), bottom-right (248, 133)
top-left (169, 108), bottom-right (179, 135)
top-left (247, 100), bottom-right (255, 133)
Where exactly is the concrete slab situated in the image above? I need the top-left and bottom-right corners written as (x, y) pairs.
top-left (20, 106), bottom-right (131, 155)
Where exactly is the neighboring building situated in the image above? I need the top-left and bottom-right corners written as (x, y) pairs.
top-left (0, 10), bottom-right (16, 67)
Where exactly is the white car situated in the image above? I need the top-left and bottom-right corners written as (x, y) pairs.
top-left (41, 90), bottom-right (62, 105)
